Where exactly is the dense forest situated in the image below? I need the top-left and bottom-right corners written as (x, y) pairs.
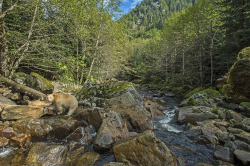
top-left (0, 0), bottom-right (250, 90)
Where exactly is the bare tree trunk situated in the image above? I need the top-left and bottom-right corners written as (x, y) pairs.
top-left (84, 58), bottom-right (95, 84)
top-left (79, 40), bottom-right (86, 84)
top-left (0, 76), bottom-right (47, 100)
top-left (199, 51), bottom-right (203, 86)
top-left (182, 49), bottom-right (185, 76)
top-left (76, 39), bottom-right (79, 83)
top-left (9, 5), bottom-right (38, 78)
top-left (83, 14), bottom-right (102, 85)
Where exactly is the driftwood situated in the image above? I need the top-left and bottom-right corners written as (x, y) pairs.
top-left (0, 76), bottom-right (47, 100)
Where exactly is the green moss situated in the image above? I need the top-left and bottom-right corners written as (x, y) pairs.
top-left (237, 46), bottom-right (250, 60)
top-left (77, 81), bottom-right (138, 100)
top-left (240, 102), bottom-right (250, 111)
top-left (200, 88), bottom-right (222, 98)
top-left (212, 108), bottom-right (218, 114)
top-left (185, 87), bottom-right (203, 98)
top-left (31, 72), bottom-right (54, 90)
top-left (187, 97), bottom-right (200, 106)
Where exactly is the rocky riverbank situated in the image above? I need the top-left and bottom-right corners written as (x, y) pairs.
top-left (0, 70), bottom-right (250, 165)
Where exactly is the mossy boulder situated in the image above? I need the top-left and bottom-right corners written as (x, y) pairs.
top-left (223, 47), bottom-right (250, 102)
top-left (76, 81), bottom-right (137, 99)
top-left (184, 88), bottom-right (223, 107)
top-left (25, 72), bottom-right (54, 94)
top-left (185, 87), bottom-right (203, 98)
top-left (240, 102), bottom-right (250, 116)
top-left (76, 81), bottom-right (153, 131)
top-left (12, 72), bottom-right (29, 85)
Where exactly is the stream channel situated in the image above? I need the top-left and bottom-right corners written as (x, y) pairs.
top-left (0, 90), bottom-right (215, 166)
top-left (95, 90), bottom-right (215, 166)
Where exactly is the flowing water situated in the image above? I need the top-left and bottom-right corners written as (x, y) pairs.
top-left (96, 90), bottom-right (215, 166)
top-left (150, 91), bottom-right (215, 166)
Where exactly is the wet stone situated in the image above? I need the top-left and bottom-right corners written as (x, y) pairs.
top-left (234, 149), bottom-right (250, 166)
top-left (214, 146), bottom-right (234, 163)
top-left (0, 137), bottom-right (9, 147)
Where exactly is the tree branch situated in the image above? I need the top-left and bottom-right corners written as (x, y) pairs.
top-left (10, 5), bottom-right (37, 77)
top-left (0, 1), bottom-right (18, 19)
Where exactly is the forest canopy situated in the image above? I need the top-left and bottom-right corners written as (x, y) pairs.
top-left (0, 0), bottom-right (249, 89)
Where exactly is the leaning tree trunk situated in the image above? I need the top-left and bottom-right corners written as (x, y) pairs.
top-left (0, 76), bottom-right (47, 100)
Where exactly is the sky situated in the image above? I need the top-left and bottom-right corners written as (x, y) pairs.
top-left (119, 0), bottom-right (143, 14)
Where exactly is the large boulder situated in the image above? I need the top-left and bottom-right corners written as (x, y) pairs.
top-left (177, 106), bottom-right (218, 124)
top-left (76, 81), bottom-right (153, 131)
top-left (73, 107), bottom-right (103, 130)
top-left (181, 88), bottom-right (223, 107)
top-left (94, 110), bottom-right (129, 151)
top-left (25, 142), bottom-right (68, 165)
top-left (25, 72), bottom-right (54, 94)
top-left (12, 116), bottom-right (81, 140)
top-left (222, 47), bottom-right (250, 102)
top-left (113, 130), bottom-right (177, 166)
top-left (1, 105), bottom-right (45, 120)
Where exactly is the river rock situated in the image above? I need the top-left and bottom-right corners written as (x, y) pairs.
top-left (24, 72), bottom-right (54, 94)
top-left (0, 127), bottom-right (17, 139)
top-left (13, 72), bottom-right (29, 85)
top-left (177, 106), bottom-right (218, 124)
top-left (25, 142), bottom-right (68, 165)
top-left (65, 146), bottom-right (85, 165)
top-left (234, 140), bottom-right (250, 152)
top-left (94, 110), bottom-right (129, 151)
top-left (105, 92), bottom-right (153, 131)
top-left (1, 105), bottom-right (45, 120)
top-left (27, 100), bottom-right (50, 107)
top-left (0, 137), bottom-right (9, 147)
top-left (213, 160), bottom-right (235, 166)
top-left (214, 146), bottom-right (234, 163)
top-left (76, 81), bottom-right (153, 131)
top-left (113, 130), bottom-right (177, 166)
top-left (75, 151), bottom-right (100, 166)
top-left (145, 100), bottom-right (165, 117)
top-left (67, 127), bottom-right (84, 141)
top-left (234, 118), bottom-right (250, 132)
top-left (12, 116), bottom-right (81, 140)
top-left (231, 129), bottom-right (250, 144)
top-left (74, 107), bottom-right (103, 130)
top-left (234, 149), bottom-right (250, 165)
top-left (0, 94), bottom-right (16, 106)
top-left (183, 88), bottom-right (223, 107)
top-left (9, 133), bottom-right (31, 148)
top-left (9, 93), bottom-right (22, 101)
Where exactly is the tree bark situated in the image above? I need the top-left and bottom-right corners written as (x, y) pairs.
top-left (0, 76), bottom-right (47, 100)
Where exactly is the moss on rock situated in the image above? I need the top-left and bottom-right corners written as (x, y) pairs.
top-left (76, 81), bottom-right (137, 100)
top-left (186, 88), bottom-right (223, 107)
top-left (223, 47), bottom-right (250, 102)
top-left (25, 72), bottom-right (54, 94)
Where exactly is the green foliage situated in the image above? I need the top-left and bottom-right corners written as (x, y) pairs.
top-left (1, 0), bottom-right (130, 84)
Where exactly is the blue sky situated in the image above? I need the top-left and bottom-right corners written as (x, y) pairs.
top-left (119, 0), bottom-right (143, 14)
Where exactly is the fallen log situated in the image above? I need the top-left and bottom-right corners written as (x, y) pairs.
top-left (0, 76), bottom-right (47, 100)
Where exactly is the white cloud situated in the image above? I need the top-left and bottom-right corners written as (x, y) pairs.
top-left (130, 0), bottom-right (143, 9)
